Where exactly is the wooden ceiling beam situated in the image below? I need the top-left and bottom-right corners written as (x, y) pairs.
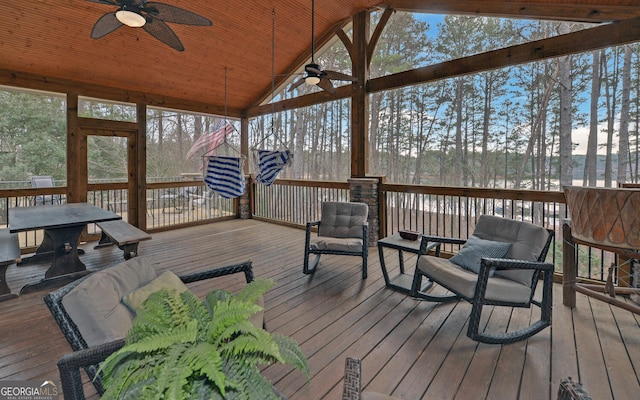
top-left (248, 17), bottom-right (352, 110)
top-left (368, 16), bottom-right (640, 93)
top-left (367, 7), bottom-right (395, 66)
top-left (249, 15), bottom-right (640, 117)
top-left (387, 0), bottom-right (640, 23)
top-left (246, 85), bottom-right (351, 118)
top-left (0, 69), bottom-right (244, 118)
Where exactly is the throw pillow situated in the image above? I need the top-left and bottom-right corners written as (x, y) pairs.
top-left (450, 235), bottom-right (511, 275)
top-left (122, 270), bottom-right (189, 313)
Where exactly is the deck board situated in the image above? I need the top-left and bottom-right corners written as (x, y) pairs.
top-left (0, 219), bottom-right (639, 399)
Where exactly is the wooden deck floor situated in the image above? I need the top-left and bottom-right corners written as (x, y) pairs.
top-left (1, 219), bottom-right (639, 399)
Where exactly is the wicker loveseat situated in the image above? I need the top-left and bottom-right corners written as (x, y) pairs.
top-left (44, 257), bottom-right (255, 400)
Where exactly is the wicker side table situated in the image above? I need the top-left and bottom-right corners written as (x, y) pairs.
top-left (377, 232), bottom-right (438, 294)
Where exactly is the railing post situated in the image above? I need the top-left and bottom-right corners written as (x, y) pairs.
top-left (562, 220), bottom-right (577, 308)
top-left (348, 178), bottom-right (379, 247)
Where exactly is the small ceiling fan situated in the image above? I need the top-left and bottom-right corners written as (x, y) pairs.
top-left (86, 0), bottom-right (212, 52)
top-left (288, 0), bottom-right (357, 94)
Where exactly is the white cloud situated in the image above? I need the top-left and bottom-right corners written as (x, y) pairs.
top-left (572, 124), bottom-right (618, 155)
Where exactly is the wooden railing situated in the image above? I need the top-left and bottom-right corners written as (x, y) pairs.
top-left (251, 179), bottom-right (627, 285)
top-left (252, 179), bottom-right (350, 227)
top-left (0, 179), bottom-right (236, 249)
top-left (0, 177), bottom-right (630, 285)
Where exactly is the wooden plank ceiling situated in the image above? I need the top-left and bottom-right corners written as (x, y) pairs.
top-left (0, 1), bottom-right (639, 118)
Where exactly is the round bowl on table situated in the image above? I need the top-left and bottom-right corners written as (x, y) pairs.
top-left (399, 230), bottom-right (420, 241)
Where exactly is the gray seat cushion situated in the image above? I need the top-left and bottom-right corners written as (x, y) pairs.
top-left (318, 201), bottom-right (368, 239)
top-left (61, 257), bottom-right (157, 347)
top-left (310, 236), bottom-right (363, 252)
top-left (418, 255), bottom-right (532, 304)
top-left (472, 215), bottom-right (550, 285)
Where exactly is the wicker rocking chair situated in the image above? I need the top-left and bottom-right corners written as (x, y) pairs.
top-left (410, 215), bottom-right (555, 344)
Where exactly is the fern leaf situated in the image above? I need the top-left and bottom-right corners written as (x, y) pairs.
top-left (223, 359), bottom-right (280, 400)
top-left (126, 289), bottom-right (196, 343)
top-left (208, 301), bottom-right (263, 341)
top-left (273, 333), bottom-right (310, 380)
top-left (205, 289), bottom-right (231, 314)
top-left (188, 379), bottom-right (225, 400)
top-left (222, 326), bottom-right (282, 363)
top-left (181, 290), bottom-right (210, 338)
top-left (234, 279), bottom-right (274, 304)
top-left (151, 343), bottom-right (192, 398)
top-left (123, 319), bottom-right (199, 354)
top-left (184, 343), bottom-right (228, 396)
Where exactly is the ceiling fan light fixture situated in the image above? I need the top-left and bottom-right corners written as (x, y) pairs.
top-left (305, 75), bottom-right (321, 85)
top-left (115, 9), bottom-right (146, 27)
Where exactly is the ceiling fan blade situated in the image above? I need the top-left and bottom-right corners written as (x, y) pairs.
top-left (145, 2), bottom-right (212, 26)
top-left (317, 78), bottom-right (336, 94)
top-left (288, 77), bottom-right (306, 92)
top-left (85, 0), bottom-right (118, 5)
top-left (143, 18), bottom-right (184, 51)
top-left (91, 12), bottom-right (123, 39)
top-left (323, 70), bottom-right (357, 82)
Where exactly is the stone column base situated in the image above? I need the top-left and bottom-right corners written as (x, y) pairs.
top-left (348, 178), bottom-right (379, 246)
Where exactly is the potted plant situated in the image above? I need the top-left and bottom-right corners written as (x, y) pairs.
top-left (99, 279), bottom-right (309, 399)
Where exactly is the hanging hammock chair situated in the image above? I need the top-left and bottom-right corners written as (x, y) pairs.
top-left (254, 148), bottom-right (292, 186)
top-left (204, 155), bottom-right (245, 199)
top-left (253, 10), bottom-right (293, 187)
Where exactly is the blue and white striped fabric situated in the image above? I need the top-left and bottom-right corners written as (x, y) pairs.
top-left (255, 150), bottom-right (293, 186)
top-left (204, 156), bottom-right (245, 198)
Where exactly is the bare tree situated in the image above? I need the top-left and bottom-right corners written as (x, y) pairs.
top-left (617, 44), bottom-right (632, 184)
top-left (583, 50), bottom-right (601, 186)
top-left (558, 22), bottom-right (574, 189)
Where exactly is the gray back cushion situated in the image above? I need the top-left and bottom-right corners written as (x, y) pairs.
top-left (318, 201), bottom-right (368, 238)
top-left (472, 215), bottom-right (550, 285)
top-left (61, 257), bottom-right (157, 347)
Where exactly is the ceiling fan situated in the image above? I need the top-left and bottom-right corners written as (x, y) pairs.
top-left (288, 0), bottom-right (357, 94)
top-left (86, 0), bottom-right (212, 52)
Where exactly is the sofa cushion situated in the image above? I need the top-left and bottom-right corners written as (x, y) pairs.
top-left (61, 257), bottom-right (157, 347)
top-left (123, 270), bottom-right (265, 328)
top-left (449, 235), bottom-right (511, 275)
top-left (418, 255), bottom-right (532, 304)
top-left (122, 270), bottom-right (189, 313)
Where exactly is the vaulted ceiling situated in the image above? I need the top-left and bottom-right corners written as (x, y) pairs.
top-left (1, 1), bottom-right (639, 118)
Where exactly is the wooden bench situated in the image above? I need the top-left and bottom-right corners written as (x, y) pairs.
top-left (94, 220), bottom-right (151, 260)
top-left (0, 228), bottom-right (21, 301)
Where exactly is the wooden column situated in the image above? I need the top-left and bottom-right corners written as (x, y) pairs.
top-left (66, 93), bottom-right (87, 203)
top-left (351, 11), bottom-right (370, 178)
top-left (135, 104), bottom-right (147, 230)
top-left (239, 117), bottom-right (251, 219)
top-left (240, 117), bottom-right (249, 173)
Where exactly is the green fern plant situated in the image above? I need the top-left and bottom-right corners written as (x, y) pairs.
top-left (99, 279), bottom-right (309, 399)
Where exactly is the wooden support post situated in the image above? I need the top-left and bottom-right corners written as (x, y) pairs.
top-left (135, 103), bottom-right (147, 230)
top-left (241, 117), bottom-right (249, 174)
top-left (66, 93), bottom-right (86, 204)
top-left (350, 11), bottom-right (369, 178)
top-left (562, 220), bottom-right (577, 308)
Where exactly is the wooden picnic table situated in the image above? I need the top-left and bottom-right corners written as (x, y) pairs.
top-left (9, 203), bottom-right (121, 294)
